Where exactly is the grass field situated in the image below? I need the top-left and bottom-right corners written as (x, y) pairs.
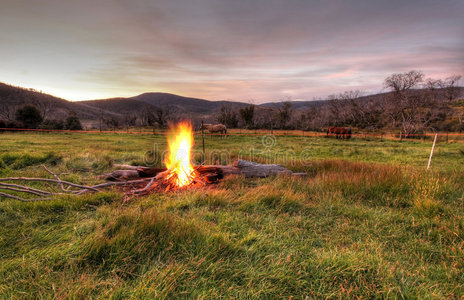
top-left (0, 132), bottom-right (463, 298)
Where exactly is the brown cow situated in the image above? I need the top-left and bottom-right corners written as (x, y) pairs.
top-left (327, 126), bottom-right (352, 140)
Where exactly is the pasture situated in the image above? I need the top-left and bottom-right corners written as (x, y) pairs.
top-left (0, 132), bottom-right (463, 298)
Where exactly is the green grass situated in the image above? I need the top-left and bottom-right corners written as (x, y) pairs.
top-left (0, 132), bottom-right (463, 298)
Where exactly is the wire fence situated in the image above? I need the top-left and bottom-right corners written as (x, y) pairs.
top-left (1, 127), bottom-right (464, 142)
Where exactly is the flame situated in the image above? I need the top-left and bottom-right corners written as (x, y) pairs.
top-left (164, 121), bottom-right (196, 187)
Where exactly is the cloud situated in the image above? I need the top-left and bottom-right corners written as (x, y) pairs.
top-left (0, 0), bottom-right (463, 101)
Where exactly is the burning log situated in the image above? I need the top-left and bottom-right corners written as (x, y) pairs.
top-left (102, 122), bottom-right (306, 195)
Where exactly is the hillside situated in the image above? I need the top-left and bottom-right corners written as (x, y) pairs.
top-left (0, 83), bottom-right (252, 127)
top-left (1, 82), bottom-right (463, 130)
top-left (132, 93), bottom-right (249, 114)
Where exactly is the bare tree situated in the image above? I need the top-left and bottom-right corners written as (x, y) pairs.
top-left (32, 98), bottom-right (54, 120)
top-left (153, 106), bottom-right (175, 128)
top-left (442, 75), bottom-right (462, 102)
top-left (217, 104), bottom-right (239, 128)
top-left (103, 116), bottom-right (120, 131)
top-left (383, 70), bottom-right (426, 136)
top-left (385, 70), bottom-right (424, 92)
top-left (277, 101), bottom-right (292, 129)
top-left (0, 103), bottom-right (17, 120)
top-left (254, 107), bottom-right (277, 130)
top-left (123, 113), bottom-right (137, 131)
top-left (239, 105), bottom-right (255, 129)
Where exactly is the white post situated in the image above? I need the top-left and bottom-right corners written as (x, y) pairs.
top-left (427, 133), bottom-right (438, 170)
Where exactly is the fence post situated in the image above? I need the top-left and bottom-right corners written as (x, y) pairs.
top-left (427, 133), bottom-right (438, 170)
top-left (201, 121), bottom-right (205, 163)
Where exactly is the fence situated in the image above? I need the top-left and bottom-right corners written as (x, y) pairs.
top-left (1, 127), bottom-right (464, 142)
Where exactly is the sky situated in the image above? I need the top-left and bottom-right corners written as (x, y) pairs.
top-left (1, 0), bottom-right (463, 102)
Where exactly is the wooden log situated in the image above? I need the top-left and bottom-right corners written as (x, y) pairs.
top-left (103, 160), bottom-right (306, 181)
top-left (137, 167), bottom-right (167, 177)
top-left (98, 170), bottom-right (141, 181)
top-left (113, 164), bottom-right (139, 170)
top-left (233, 159), bottom-right (292, 177)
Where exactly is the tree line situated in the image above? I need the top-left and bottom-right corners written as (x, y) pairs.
top-left (0, 105), bottom-right (83, 130)
top-left (217, 71), bottom-right (463, 135)
top-left (1, 71), bottom-right (462, 134)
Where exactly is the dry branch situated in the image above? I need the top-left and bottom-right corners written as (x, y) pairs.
top-left (0, 185), bottom-right (51, 197)
top-left (42, 165), bottom-right (68, 191)
top-left (0, 192), bottom-right (50, 202)
top-left (0, 182), bottom-right (51, 195)
top-left (0, 177), bottom-right (99, 191)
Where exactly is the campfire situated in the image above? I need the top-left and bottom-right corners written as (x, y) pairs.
top-left (163, 121), bottom-right (198, 188)
top-left (127, 121), bottom-right (227, 194)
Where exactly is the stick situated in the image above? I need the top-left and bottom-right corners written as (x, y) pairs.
top-left (0, 192), bottom-right (50, 202)
top-left (0, 182), bottom-right (51, 195)
top-left (0, 177), bottom-right (99, 191)
top-left (132, 177), bottom-right (156, 194)
top-left (0, 185), bottom-right (53, 197)
top-left (427, 133), bottom-right (438, 170)
top-left (75, 178), bottom-right (155, 194)
top-left (42, 165), bottom-right (68, 192)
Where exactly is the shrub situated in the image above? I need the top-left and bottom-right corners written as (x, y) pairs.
top-left (65, 114), bottom-right (83, 130)
top-left (40, 119), bottom-right (64, 130)
top-left (15, 105), bottom-right (43, 128)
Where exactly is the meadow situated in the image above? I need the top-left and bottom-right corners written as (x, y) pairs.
top-left (0, 131), bottom-right (463, 298)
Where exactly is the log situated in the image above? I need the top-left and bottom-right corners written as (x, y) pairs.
top-left (99, 167), bottom-right (167, 181)
top-left (103, 160), bottom-right (306, 180)
top-left (233, 159), bottom-right (293, 177)
top-left (98, 170), bottom-right (141, 181)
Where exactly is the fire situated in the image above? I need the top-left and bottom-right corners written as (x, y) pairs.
top-left (164, 121), bottom-right (196, 187)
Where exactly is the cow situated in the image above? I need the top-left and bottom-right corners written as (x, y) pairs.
top-left (327, 126), bottom-right (352, 140)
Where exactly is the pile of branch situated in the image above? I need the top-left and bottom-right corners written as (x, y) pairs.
top-left (0, 165), bottom-right (153, 202)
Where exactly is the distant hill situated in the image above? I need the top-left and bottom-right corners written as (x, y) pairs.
top-left (132, 93), bottom-right (249, 114)
top-left (260, 99), bottom-right (327, 109)
top-left (0, 83), bottom-right (253, 128)
top-left (1, 82), bottom-right (463, 130)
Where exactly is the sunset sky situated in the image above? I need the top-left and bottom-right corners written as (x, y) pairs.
top-left (1, 0), bottom-right (463, 102)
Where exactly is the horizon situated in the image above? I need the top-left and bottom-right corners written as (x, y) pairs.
top-left (1, 0), bottom-right (463, 103)
top-left (8, 80), bottom-right (456, 105)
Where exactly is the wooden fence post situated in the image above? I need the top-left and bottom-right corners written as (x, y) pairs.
top-left (201, 121), bottom-right (205, 163)
top-left (427, 133), bottom-right (438, 170)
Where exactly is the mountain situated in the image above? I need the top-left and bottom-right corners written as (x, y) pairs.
top-left (80, 93), bottom-right (250, 119)
top-left (132, 93), bottom-right (249, 114)
top-left (1, 82), bottom-right (463, 129)
top-left (0, 83), bottom-right (252, 128)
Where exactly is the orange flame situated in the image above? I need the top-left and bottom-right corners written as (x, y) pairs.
top-left (164, 121), bottom-right (196, 187)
